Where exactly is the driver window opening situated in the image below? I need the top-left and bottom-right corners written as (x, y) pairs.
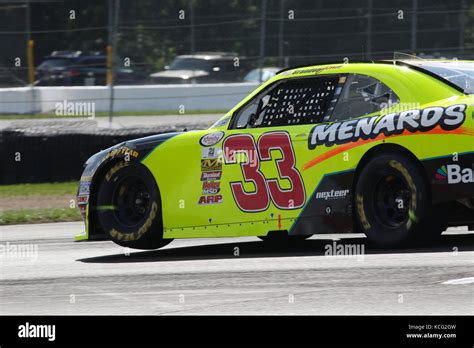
top-left (233, 76), bottom-right (339, 129)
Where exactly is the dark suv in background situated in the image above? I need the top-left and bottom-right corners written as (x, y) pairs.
top-left (149, 52), bottom-right (251, 84)
top-left (35, 51), bottom-right (145, 86)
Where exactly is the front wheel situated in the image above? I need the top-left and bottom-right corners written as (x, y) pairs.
top-left (96, 161), bottom-right (172, 250)
top-left (355, 153), bottom-right (442, 247)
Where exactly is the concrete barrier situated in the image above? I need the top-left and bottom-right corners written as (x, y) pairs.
top-left (0, 83), bottom-right (258, 114)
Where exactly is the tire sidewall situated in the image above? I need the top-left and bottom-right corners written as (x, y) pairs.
top-left (355, 154), bottom-right (429, 247)
top-left (97, 161), bottom-right (165, 249)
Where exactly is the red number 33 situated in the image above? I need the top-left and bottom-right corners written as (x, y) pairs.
top-left (223, 132), bottom-right (305, 212)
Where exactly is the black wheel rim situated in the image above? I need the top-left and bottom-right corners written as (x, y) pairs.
top-left (112, 175), bottom-right (151, 227)
top-left (373, 173), bottom-right (411, 228)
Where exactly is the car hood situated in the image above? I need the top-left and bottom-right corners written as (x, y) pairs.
top-left (81, 132), bottom-right (181, 178)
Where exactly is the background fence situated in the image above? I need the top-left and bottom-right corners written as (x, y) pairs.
top-left (1, 0), bottom-right (473, 184)
top-left (0, 0), bottom-right (472, 89)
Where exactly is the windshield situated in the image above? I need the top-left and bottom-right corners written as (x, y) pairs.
top-left (169, 58), bottom-right (212, 71)
top-left (244, 69), bottom-right (277, 82)
top-left (409, 61), bottom-right (474, 94)
top-left (37, 58), bottom-right (73, 69)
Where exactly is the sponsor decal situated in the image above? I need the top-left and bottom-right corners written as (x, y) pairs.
top-left (200, 131), bottom-right (225, 146)
top-left (78, 182), bottom-right (91, 195)
top-left (201, 158), bottom-right (222, 171)
top-left (291, 65), bottom-right (342, 75)
top-left (198, 194), bottom-right (223, 205)
top-left (104, 146), bottom-right (139, 161)
top-left (201, 171), bottom-right (222, 181)
top-left (105, 161), bottom-right (129, 181)
top-left (77, 195), bottom-right (89, 204)
top-left (202, 181), bottom-right (220, 195)
top-left (315, 189), bottom-right (350, 200)
top-left (435, 165), bottom-right (448, 180)
top-left (223, 131), bottom-right (305, 212)
top-left (201, 147), bottom-right (222, 159)
top-left (308, 104), bottom-right (466, 150)
top-left (78, 204), bottom-right (87, 217)
top-left (436, 164), bottom-right (473, 184)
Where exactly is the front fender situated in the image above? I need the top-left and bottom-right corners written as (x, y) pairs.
top-left (75, 132), bottom-right (181, 241)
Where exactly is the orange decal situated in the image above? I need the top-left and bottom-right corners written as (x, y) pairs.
top-left (303, 126), bottom-right (469, 171)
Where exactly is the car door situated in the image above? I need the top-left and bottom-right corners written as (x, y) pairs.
top-left (219, 74), bottom-right (345, 233)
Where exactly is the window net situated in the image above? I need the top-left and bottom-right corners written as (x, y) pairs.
top-left (258, 77), bottom-right (338, 127)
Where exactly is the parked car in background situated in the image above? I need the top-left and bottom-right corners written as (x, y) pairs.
top-left (244, 67), bottom-right (282, 82)
top-left (35, 51), bottom-right (145, 86)
top-left (149, 52), bottom-right (250, 84)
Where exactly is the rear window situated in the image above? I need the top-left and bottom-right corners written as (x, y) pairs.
top-left (411, 62), bottom-right (474, 94)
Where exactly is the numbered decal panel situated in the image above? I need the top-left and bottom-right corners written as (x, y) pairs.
top-left (223, 131), bottom-right (306, 212)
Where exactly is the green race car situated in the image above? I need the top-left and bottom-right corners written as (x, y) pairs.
top-left (76, 59), bottom-right (474, 249)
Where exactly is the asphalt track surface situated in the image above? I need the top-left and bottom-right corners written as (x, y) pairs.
top-left (1, 222), bottom-right (473, 315)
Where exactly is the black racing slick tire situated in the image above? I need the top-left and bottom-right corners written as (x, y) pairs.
top-left (96, 161), bottom-right (172, 250)
top-left (354, 153), bottom-right (442, 247)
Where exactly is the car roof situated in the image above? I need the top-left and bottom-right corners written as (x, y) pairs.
top-left (277, 59), bottom-right (472, 74)
top-left (276, 59), bottom-right (471, 94)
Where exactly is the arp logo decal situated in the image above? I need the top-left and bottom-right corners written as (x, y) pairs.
top-left (200, 171), bottom-right (222, 181)
top-left (202, 181), bottom-right (220, 195)
top-left (436, 164), bottom-right (473, 184)
top-left (198, 195), bottom-right (223, 205)
top-left (308, 104), bottom-right (466, 150)
top-left (200, 131), bottom-right (225, 147)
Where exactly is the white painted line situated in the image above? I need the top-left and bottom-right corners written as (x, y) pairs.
top-left (442, 277), bottom-right (474, 285)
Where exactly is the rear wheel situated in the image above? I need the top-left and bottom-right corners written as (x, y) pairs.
top-left (96, 161), bottom-right (172, 250)
top-left (355, 153), bottom-right (442, 247)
